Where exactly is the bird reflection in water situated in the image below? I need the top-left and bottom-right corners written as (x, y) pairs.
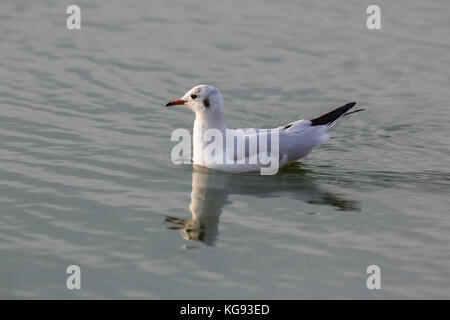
top-left (165, 165), bottom-right (360, 248)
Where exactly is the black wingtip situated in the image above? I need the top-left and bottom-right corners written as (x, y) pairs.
top-left (310, 102), bottom-right (357, 126)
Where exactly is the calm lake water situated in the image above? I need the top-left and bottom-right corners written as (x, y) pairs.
top-left (1, 0), bottom-right (449, 299)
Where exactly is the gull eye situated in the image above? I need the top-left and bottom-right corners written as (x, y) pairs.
top-left (191, 94), bottom-right (197, 100)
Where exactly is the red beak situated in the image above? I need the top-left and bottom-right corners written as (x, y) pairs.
top-left (165, 98), bottom-right (186, 107)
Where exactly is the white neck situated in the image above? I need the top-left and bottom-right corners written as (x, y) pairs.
top-left (192, 115), bottom-right (227, 165)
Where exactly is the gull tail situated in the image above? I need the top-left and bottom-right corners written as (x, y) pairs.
top-left (310, 102), bottom-right (363, 128)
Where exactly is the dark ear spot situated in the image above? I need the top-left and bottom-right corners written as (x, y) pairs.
top-left (203, 98), bottom-right (210, 108)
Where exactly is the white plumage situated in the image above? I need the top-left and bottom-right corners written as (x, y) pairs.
top-left (166, 85), bottom-right (359, 173)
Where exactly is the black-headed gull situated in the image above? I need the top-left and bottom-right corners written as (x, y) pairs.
top-left (166, 85), bottom-right (362, 174)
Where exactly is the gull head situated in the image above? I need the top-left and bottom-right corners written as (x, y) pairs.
top-left (165, 85), bottom-right (224, 122)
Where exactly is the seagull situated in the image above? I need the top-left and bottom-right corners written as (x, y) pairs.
top-left (165, 85), bottom-right (363, 174)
